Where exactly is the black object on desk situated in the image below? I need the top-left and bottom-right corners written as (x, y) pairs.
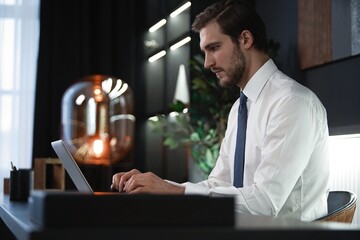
top-left (29, 191), bottom-right (235, 228)
top-left (9, 169), bottom-right (33, 201)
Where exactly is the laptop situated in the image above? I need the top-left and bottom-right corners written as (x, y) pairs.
top-left (51, 140), bottom-right (94, 193)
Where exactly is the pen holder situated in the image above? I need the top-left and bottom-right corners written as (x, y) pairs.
top-left (9, 169), bottom-right (34, 201)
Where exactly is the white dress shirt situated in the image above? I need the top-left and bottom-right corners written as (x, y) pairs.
top-left (184, 59), bottom-right (330, 221)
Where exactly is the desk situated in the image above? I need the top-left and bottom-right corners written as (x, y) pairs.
top-left (1, 192), bottom-right (359, 240)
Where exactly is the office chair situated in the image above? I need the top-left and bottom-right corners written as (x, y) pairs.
top-left (316, 191), bottom-right (357, 223)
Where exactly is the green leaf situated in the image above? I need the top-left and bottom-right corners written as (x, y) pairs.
top-left (190, 132), bottom-right (200, 142)
top-left (164, 137), bottom-right (179, 149)
top-left (169, 100), bottom-right (186, 112)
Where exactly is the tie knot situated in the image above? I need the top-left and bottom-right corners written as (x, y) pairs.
top-left (240, 92), bottom-right (247, 107)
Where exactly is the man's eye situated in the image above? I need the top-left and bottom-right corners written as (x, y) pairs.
top-left (211, 46), bottom-right (219, 52)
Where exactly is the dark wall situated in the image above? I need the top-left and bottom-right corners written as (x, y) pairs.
top-left (304, 56), bottom-right (360, 135)
top-left (137, 0), bottom-right (188, 180)
top-left (139, 0), bottom-right (232, 181)
top-left (256, 0), bottom-right (300, 79)
top-left (255, 0), bottom-right (360, 135)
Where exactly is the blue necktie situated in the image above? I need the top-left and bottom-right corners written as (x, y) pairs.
top-left (233, 92), bottom-right (247, 188)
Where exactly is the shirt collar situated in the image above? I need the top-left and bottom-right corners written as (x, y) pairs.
top-left (242, 59), bottom-right (278, 103)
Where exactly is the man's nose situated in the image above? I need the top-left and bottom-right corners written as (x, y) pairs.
top-left (204, 54), bottom-right (214, 69)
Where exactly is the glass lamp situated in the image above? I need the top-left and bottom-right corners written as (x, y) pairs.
top-left (61, 75), bottom-right (135, 165)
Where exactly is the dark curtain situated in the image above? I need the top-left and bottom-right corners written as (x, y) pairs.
top-left (32, 0), bottom-right (142, 161)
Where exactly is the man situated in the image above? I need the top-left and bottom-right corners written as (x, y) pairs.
top-left (111, 0), bottom-right (330, 221)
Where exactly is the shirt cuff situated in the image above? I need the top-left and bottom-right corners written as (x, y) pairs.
top-left (184, 182), bottom-right (210, 196)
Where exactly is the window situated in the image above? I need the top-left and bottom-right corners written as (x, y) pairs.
top-left (0, 0), bottom-right (40, 187)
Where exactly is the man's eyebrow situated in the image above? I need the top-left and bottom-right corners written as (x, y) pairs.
top-left (201, 42), bottom-right (221, 52)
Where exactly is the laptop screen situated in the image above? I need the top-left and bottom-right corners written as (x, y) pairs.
top-left (51, 140), bottom-right (93, 193)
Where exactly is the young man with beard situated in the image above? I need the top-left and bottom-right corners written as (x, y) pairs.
top-left (111, 0), bottom-right (330, 221)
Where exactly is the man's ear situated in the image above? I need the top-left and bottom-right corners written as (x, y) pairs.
top-left (239, 30), bottom-right (253, 49)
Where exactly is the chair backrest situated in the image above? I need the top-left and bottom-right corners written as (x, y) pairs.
top-left (316, 191), bottom-right (357, 223)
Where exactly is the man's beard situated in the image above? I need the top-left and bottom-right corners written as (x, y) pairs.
top-left (219, 46), bottom-right (246, 88)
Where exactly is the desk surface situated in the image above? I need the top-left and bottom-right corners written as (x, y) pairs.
top-left (1, 192), bottom-right (359, 240)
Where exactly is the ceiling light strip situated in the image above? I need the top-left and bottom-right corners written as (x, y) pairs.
top-left (170, 36), bottom-right (191, 51)
top-left (149, 19), bottom-right (167, 32)
top-left (148, 50), bottom-right (166, 62)
top-left (170, 2), bottom-right (191, 18)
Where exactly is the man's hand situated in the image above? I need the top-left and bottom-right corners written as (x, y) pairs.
top-left (111, 169), bottom-right (185, 194)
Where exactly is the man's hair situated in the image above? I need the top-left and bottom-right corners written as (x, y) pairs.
top-left (192, 0), bottom-right (268, 53)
